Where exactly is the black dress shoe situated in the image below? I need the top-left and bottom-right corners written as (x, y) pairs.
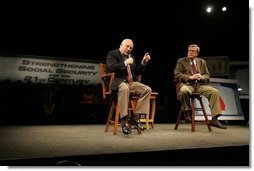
top-left (210, 119), bottom-right (227, 129)
top-left (184, 111), bottom-right (191, 123)
top-left (121, 123), bottom-right (132, 134)
top-left (131, 118), bottom-right (145, 131)
top-left (184, 115), bottom-right (191, 123)
top-left (121, 116), bottom-right (132, 134)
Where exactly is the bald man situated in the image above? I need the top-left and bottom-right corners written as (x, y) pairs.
top-left (106, 38), bottom-right (152, 135)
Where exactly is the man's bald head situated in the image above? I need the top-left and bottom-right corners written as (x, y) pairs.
top-left (119, 39), bottom-right (134, 56)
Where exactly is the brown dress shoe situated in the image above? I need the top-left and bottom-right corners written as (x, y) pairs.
top-left (210, 119), bottom-right (227, 129)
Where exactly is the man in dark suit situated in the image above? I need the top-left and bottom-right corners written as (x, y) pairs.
top-left (174, 44), bottom-right (227, 129)
top-left (106, 38), bottom-right (152, 134)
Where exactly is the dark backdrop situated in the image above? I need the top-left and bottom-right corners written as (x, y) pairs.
top-left (0, 0), bottom-right (249, 92)
top-left (0, 0), bottom-right (249, 124)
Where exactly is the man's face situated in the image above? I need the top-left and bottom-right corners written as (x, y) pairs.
top-left (120, 40), bottom-right (133, 56)
top-left (187, 47), bottom-right (198, 60)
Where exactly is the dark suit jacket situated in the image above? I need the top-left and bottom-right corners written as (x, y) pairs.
top-left (174, 57), bottom-right (210, 87)
top-left (106, 49), bottom-right (146, 90)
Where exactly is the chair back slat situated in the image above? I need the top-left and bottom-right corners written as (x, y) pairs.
top-left (99, 63), bottom-right (115, 99)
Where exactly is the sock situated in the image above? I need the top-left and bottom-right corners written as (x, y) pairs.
top-left (121, 115), bottom-right (129, 124)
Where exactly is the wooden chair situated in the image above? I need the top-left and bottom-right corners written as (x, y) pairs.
top-left (138, 92), bottom-right (158, 129)
top-left (99, 63), bottom-right (140, 135)
top-left (174, 80), bottom-right (212, 132)
top-left (130, 75), bottom-right (159, 130)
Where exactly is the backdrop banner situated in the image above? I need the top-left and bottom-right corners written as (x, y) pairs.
top-left (0, 56), bottom-right (101, 85)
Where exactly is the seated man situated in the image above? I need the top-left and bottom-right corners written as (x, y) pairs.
top-left (106, 38), bottom-right (152, 134)
top-left (174, 44), bottom-right (227, 129)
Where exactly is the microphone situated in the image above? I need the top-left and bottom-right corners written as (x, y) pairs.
top-left (125, 54), bottom-right (133, 66)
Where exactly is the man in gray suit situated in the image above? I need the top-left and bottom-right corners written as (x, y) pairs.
top-left (106, 38), bottom-right (152, 134)
top-left (174, 44), bottom-right (227, 129)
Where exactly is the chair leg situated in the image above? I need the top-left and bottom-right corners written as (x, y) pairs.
top-left (174, 106), bottom-right (183, 130)
top-left (113, 103), bottom-right (120, 135)
top-left (130, 98), bottom-right (143, 134)
top-left (199, 98), bottom-right (212, 131)
top-left (150, 98), bottom-right (156, 129)
top-left (105, 101), bottom-right (116, 133)
top-left (191, 98), bottom-right (195, 132)
top-left (145, 113), bottom-right (149, 130)
top-left (137, 127), bottom-right (142, 134)
top-left (104, 100), bottom-right (121, 135)
top-left (130, 99), bottom-right (137, 113)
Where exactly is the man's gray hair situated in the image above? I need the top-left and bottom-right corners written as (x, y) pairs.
top-left (188, 44), bottom-right (200, 54)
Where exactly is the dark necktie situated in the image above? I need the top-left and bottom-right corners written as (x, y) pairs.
top-left (127, 64), bottom-right (133, 84)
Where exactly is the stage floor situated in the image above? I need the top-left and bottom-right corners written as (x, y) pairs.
top-left (0, 123), bottom-right (249, 166)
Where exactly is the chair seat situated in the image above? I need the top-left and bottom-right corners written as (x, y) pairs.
top-left (190, 93), bottom-right (202, 98)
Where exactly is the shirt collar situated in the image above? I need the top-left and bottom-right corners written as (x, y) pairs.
top-left (190, 59), bottom-right (196, 65)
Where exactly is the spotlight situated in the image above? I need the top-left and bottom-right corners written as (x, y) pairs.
top-left (206, 6), bottom-right (212, 13)
top-left (222, 6), bottom-right (227, 12)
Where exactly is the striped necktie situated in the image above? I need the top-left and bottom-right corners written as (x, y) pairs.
top-left (127, 64), bottom-right (133, 84)
top-left (191, 61), bottom-right (197, 74)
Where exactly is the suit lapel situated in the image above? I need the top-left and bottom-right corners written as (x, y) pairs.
top-left (184, 58), bottom-right (193, 74)
top-left (195, 58), bottom-right (200, 74)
